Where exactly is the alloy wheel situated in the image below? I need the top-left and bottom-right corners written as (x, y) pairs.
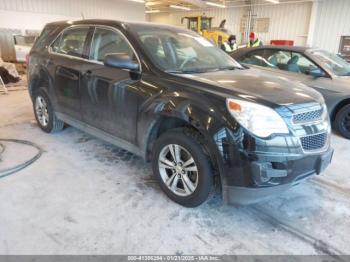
top-left (158, 144), bottom-right (199, 197)
top-left (35, 96), bottom-right (49, 127)
top-left (342, 111), bottom-right (350, 132)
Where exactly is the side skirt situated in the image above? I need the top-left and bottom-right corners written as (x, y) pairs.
top-left (56, 112), bottom-right (145, 158)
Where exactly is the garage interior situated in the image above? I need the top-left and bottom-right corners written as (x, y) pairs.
top-left (1, 0), bottom-right (350, 257)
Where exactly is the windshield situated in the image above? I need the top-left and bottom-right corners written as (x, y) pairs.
top-left (132, 27), bottom-right (242, 73)
top-left (310, 49), bottom-right (350, 76)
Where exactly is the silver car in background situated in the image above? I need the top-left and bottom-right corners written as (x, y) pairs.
top-left (232, 46), bottom-right (350, 139)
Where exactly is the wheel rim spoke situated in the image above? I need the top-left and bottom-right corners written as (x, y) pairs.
top-left (183, 157), bottom-right (194, 168)
top-left (182, 174), bottom-right (195, 193)
top-left (174, 144), bottom-right (181, 162)
top-left (159, 156), bottom-right (175, 169)
top-left (170, 175), bottom-right (179, 191)
top-left (166, 173), bottom-right (177, 186)
top-left (168, 145), bottom-right (177, 162)
top-left (37, 98), bottom-right (43, 107)
top-left (184, 166), bottom-right (198, 172)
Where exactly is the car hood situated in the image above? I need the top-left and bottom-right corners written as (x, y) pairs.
top-left (331, 76), bottom-right (350, 92)
top-left (174, 68), bottom-right (324, 107)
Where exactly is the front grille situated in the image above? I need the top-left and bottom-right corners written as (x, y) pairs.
top-left (293, 108), bottom-right (323, 124)
top-left (300, 132), bottom-right (327, 152)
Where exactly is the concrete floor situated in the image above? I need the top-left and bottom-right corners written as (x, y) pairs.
top-left (1, 89), bottom-right (350, 255)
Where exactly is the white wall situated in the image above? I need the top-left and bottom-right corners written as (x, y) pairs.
top-left (147, 2), bottom-right (312, 46)
top-left (253, 2), bottom-right (312, 46)
top-left (0, 0), bottom-right (145, 33)
top-left (312, 0), bottom-right (350, 53)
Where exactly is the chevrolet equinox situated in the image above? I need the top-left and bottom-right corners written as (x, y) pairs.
top-left (28, 20), bottom-right (334, 207)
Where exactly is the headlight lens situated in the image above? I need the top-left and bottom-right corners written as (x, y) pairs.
top-left (226, 98), bottom-right (289, 138)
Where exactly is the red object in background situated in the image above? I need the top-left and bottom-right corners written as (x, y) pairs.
top-left (270, 40), bottom-right (294, 46)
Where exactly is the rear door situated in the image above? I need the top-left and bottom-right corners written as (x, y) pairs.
top-left (48, 26), bottom-right (91, 120)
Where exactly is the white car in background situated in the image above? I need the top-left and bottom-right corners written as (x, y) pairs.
top-left (13, 34), bottom-right (36, 63)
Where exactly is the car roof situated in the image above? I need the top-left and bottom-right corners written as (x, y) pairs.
top-left (45, 19), bottom-right (185, 31)
top-left (233, 45), bottom-right (316, 57)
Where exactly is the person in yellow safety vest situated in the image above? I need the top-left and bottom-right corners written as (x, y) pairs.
top-left (247, 32), bottom-right (263, 48)
top-left (221, 35), bottom-right (238, 53)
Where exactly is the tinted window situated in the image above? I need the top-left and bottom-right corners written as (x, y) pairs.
top-left (52, 27), bottom-right (89, 58)
top-left (89, 28), bottom-right (135, 62)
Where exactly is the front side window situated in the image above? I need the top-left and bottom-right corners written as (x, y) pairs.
top-left (52, 27), bottom-right (89, 58)
top-left (132, 26), bottom-right (241, 73)
top-left (290, 52), bottom-right (320, 74)
top-left (89, 28), bottom-right (135, 62)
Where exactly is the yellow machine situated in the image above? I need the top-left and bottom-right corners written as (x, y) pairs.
top-left (181, 16), bottom-right (232, 46)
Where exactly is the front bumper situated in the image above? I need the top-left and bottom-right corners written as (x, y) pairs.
top-left (223, 147), bottom-right (334, 205)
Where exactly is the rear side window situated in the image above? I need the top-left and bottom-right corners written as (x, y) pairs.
top-left (52, 27), bottom-right (89, 58)
top-left (89, 27), bottom-right (135, 62)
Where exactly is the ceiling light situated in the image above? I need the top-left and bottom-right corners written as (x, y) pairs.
top-left (265, 0), bottom-right (279, 3)
top-left (206, 2), bottom-right (226, 8)
top-left (170, 5), bottom-right (191, 11)
top-left (129, 0), bottom-right (144, 3)
top-left (145, 2), bottom-right (157, 6)
top-left (145, 9), bottom-right (161, 13)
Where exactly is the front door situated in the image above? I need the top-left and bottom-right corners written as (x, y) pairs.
top-left (79, 26), bottom-right (141, 143)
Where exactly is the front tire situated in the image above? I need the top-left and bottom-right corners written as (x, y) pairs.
top-left (152, 128), bottom-right (213, 207)
top-left (334, 104), bottom-right (350, 139)
top-left (33, 88), bottom-right (64, 133)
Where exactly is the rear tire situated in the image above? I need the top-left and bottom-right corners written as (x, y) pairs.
top-left (334, 104), bottom-right (350, 139)
top-left (33, 88), bottom-right (64, 133)
top-left (151, 128), bottom-right (213, 207)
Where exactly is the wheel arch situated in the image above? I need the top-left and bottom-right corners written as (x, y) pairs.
top-left (142, 99), bottom-right (228, 192)
top-left (28, 66), bottom-right (52, 99)
top-left (331, 98), bottom-right (350, 122)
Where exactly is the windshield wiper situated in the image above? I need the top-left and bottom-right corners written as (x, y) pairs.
top-left (165, 69), bottom-right (210, 74)
top-left (218, 66), bottom-right (243, 71)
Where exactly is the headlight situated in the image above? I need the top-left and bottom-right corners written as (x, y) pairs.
top-left (226, 98), bottom-right (289, 138)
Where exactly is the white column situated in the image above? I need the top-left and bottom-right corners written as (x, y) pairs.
top-left (307, 0), bottom-right (320, 47)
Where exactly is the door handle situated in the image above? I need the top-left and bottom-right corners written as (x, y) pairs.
top-left (57, 68), bottom-right (78, 80)
top-left (83, 70), bottom-right (92, 77)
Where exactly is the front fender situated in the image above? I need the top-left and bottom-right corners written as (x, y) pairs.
top-left (137, 90), bottom-right (237, 188)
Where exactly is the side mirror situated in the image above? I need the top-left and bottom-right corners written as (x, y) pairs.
top-left (104, 53), bottom-right (139, 71)
top-left (307, 68), bottom-right (326, 78)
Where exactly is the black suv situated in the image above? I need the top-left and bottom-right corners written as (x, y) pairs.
top-left (28, 20), bottom-right (333, 207)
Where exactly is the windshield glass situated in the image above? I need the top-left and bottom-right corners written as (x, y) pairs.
top-left (310, 49), bottom-right (350, 76)
top-left (132, 26), bottom-right (242, 73)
